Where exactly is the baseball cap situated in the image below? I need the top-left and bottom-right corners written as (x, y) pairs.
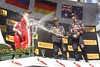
top-left (71, 13), bottom-right (78, 18)
top-left (53, 17), bottom-right (59, 21)
top-left (23, 10), bottom-right (32, 14)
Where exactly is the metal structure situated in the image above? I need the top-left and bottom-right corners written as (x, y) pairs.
top-left (28, 19), bottom-right (38, 57)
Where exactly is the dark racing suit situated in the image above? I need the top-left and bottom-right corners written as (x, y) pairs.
top-left (50, 25), bottom-right (67, 60)
top-left (70, 21), bottom-right (88, 62)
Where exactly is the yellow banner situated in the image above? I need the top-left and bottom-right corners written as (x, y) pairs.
top-left (34, 34), bottom-right (38, 39)
top-left (0, 9), bottom-right (7, 16)
top-left (0, 25), bottom-right (6, 32)
top-left (62, 38), bottom-right (68, 43)
top-left (58, 51), bottom-right (68, 57)
top-left (68, 45), bottom-right (81, 51)
top-left (87, 53), bottom-right (99, 59)
top-left (6, 19), bottom-right (17, 26)
top-left (58, 51), bottom-right (62, 55)
top-left (84, 27), bottom-right (95, 32)
top-left (67, 52), bottom-right (69, 58)
top-left (84, 40), bottom-right (97, 45)
top-left (34, 48), bottom-right (39, 55)
top-left (38, 42), bottom-right (53, 49)
top-left (6, 35), bottom-right (14, 42)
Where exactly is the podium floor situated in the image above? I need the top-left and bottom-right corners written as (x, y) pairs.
top-left (0, 56), bottom-right (100, 67)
